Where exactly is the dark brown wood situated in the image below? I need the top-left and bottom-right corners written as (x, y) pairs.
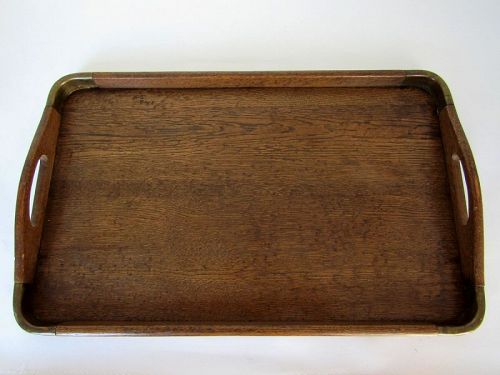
top-left (92, 71), bottom-right (407, 89)
top-left (54, 322), bottom-right (438, 336)
top-left (15, 106), bottom-right (60, 284)
top-left (14, 71), bottom-right (484, 335)
top-left (439, 105), bottom-right (483, 287)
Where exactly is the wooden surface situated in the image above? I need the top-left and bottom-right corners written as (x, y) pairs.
top-left (15, 107), bottom-right (60, 284)
top-left (22, 84), bottom-right (472, 328)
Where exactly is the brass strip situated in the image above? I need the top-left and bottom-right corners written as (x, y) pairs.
top-left (438, 286), bottom-right (485, 334)
top-left (13, 283), bottom-right (55, 334)
top-left (46, 73), bottom-right (97, 111)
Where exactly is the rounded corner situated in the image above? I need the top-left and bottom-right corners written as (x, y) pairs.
top-left (46, 72), bottom-right (97, 111)
top-left (13, 283), bottom-right (55, 335)
top-left (403, 70), bottom-right (453, 109)
top-left (438, 286), bottom-right (485, 334)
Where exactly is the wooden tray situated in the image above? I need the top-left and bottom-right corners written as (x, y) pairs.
top-left (14, 71), bottom-right (484, 335)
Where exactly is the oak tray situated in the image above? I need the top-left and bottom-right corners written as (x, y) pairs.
top-left (14, 71), bottom-right (484, 335)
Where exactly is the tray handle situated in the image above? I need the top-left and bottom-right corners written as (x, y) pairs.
top-left (439, 105), bottom-right (483, 287)
top-left (15, 106), bottom-right (61, 283)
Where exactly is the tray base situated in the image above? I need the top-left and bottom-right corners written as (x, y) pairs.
top-left (26, 86), bottom-right (470, 328)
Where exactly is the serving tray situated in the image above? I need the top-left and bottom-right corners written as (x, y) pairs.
top-left (14, 71), bottom-right (484, 335)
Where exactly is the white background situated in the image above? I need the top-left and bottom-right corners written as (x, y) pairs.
top-left (1, 1), bottom-right (499, 374)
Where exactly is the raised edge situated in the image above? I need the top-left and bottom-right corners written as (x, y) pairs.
top-left (46, 73), bottom-right (97, 111)
top-left (53, 323), bottom-right (438, 336)
top-left (92, 70), bottom-right (408, 89)
top-left (438, 104), bottom-right (484, 289)
top-left (13, 283), bottom-right (55, 334)
top-left (438, 286), bottom-right (485, 334)
top-left (403, 70), bottom-right (454, 111)
top-left (15, 107), bottom-right (61, 283)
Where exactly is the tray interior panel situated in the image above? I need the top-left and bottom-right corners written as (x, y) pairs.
top-left (26, 86), bottom-right (468, 325)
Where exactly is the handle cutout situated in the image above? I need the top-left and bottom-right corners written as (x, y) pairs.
top-left (29, 155), bottom-right (49, 226)
top-left (452, 153), bottom-right (469, 225)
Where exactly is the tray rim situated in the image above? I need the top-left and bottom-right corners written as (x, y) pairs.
top-left (14, 70), bottom-right (484, 336)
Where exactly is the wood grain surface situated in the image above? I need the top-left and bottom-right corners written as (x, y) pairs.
top-left (22, 85), bottom-right (471, 327)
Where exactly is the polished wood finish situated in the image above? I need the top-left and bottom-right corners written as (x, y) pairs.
top-left (15, 107), bottom-right (60, 284)
top-left (14, 71), bottom-right (484, 335)
top-left (439, 106), bottom-right (483, 286)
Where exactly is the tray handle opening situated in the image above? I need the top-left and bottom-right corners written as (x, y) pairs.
top-left (450, 154), bottom-right (469, 226)
top-left (29, 155), bottom-right (49, 227)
